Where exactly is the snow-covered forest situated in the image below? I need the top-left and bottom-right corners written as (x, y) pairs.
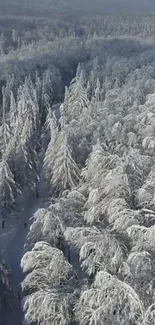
top-left (1, 1), bottom-right (155, 325)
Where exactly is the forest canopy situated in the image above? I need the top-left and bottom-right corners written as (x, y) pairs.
top-left (0, 1), bottom-right (155, 325)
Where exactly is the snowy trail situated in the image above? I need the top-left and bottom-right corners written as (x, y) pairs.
top-left (0, 196), bottom-right (41, 325)
top-left (0, 103), bottom-right (69, 325)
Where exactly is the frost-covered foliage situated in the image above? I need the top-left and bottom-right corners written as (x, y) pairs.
top-left (52, 189), bottom-right (86, 227)
top-left (65, 226), bottom-right (128, 276)
top-left (50, 47), bottom-right (155, 324)
top-left (23, 290), bottom-right (72, 325)
top-left (0, 77), bottom-right (42, 219)
top-left (126, 224), bottom-right (155, 253)
top-left (0, 158), bottom-right (20, 218)
top-left (44, 131), bottom-right (81, 193)
top-left (8, 29), bottom-right (155, 325)
top-left (21, 242), bottom-right (77, 325)
top-left (27, 208), bottom-right (64, 248)
top-left (120, 251), bottom-right (155, 307)
top-left (62, 65), bottom-right (89, 124)
top-left (75, 271), bottom-right (143, 325)
top-left (21, 242), bottom-right (73, 289)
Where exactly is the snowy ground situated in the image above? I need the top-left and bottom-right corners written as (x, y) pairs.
top-left (0, 196), bottom-right (41, 325)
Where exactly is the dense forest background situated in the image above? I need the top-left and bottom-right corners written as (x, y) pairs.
top-left (1, 1), bottom-right (155, 325)
top-left (1, 0), bottom-right (155, 15)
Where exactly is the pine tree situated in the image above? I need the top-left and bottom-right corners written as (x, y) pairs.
top-left (62, 65), bottom-right (89, 124)
top-left (51, 135), bottom-right (81, 192)
top-left (21, 242), bottom-right (76, 325)
top-left (65, 226), bottom-right (127, 276)
top-left (0, 157), bottom-right (20, 218)
top-left (75, 271), bottom-right (143, 325)
top-left (27, 208), bottom-right (64, 248)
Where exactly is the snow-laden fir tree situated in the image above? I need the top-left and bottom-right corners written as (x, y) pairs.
top-left (4, 79), bottom-right (40, 196)
top-left (0, 157), bottom-right (21, 218)
top-left (75, 271), bottom-right (143, 325)
top-left (27, 208), bottom-right (64, 248)
top-left (52, 135), bottom-right (81, 192)
top-left (62, 64), bottom-right (89, 124)
top-left (21, 242), bottom-right (77, 325)
top-left (65, 226), bottom-right (129, 276)
top-left (44, 132), bottom-right (81, 193)
top-left (119, 251), bottom-right (155, 307)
